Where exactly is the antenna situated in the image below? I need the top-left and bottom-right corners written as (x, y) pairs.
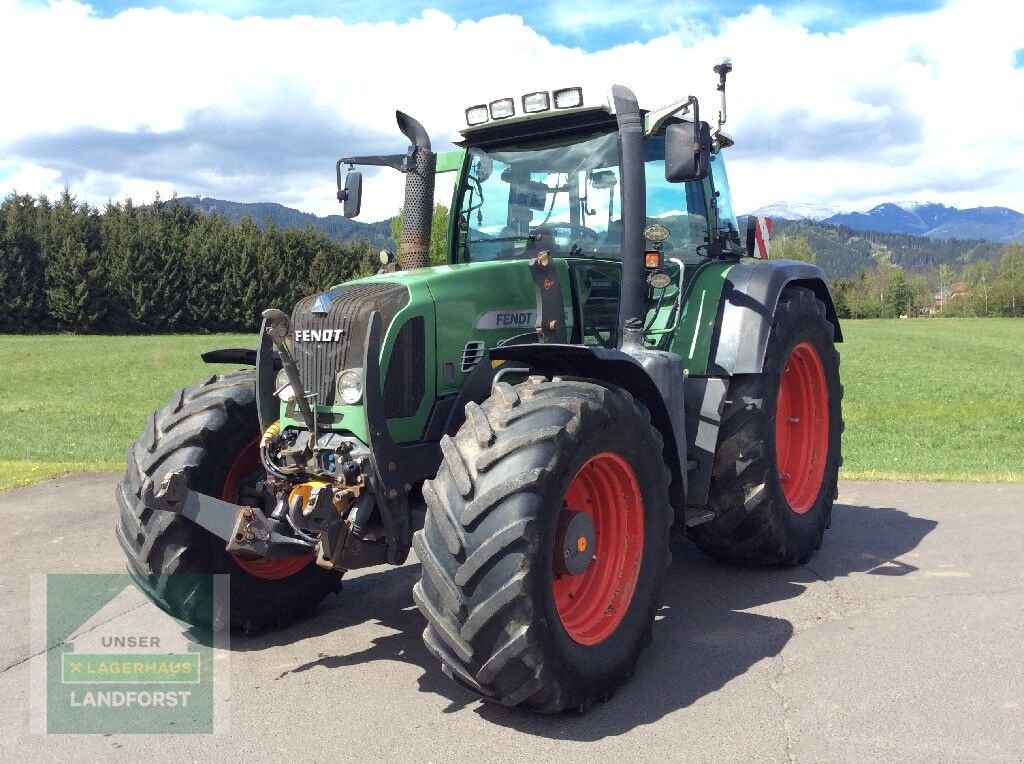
top-left (713, 57), bottom-right (732, 134)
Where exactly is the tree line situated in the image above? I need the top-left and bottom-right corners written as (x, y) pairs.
top-left (771, 219), bottom-right (1005, 280)
top-left (0, 191), bottom-right (380, 333)
top-left (4, 189), bottom-right (1021, 334)
top-left (772, 234), bottom-right (1024, 319)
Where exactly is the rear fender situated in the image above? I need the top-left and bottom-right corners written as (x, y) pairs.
top-left (709, 261), bottom-right (842, 376)
top-left (684, 260), bottom-right (842, 510)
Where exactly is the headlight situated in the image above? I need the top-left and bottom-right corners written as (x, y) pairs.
top-left (337, 369), bottom-right (363, 405)
top-left (274, 369), bottom-right (296, 402)
top-left (553, 86), bottom-right (583, 109)
top-left (489, 98), bottom-right (515, 120)
top-left (522, 91), bottom-right (550, 113)
top-left (465, 104), bottom-right (489, 126)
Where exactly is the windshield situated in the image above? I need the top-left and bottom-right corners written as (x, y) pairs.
top-left (458, 131), bottom-right (622, 262)
top-left (457, 129), bottom-right (710, 263)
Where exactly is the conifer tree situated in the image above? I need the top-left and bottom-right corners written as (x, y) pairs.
top-left (42, 189), bottom-right (109, 330)
top-left (184, 211), bottom-right (231, 332)
top-left (220, 216), bottom-right (262, 331)
top-left (45, 237), bottom-right (109, 328)
top-left (997, 243), bottom-right (1024, 317)
top-left (0, 193), bottom-right (48, 331)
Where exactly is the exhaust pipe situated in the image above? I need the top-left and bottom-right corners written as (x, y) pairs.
top-left (611, 85), bottom-right (646, 348)
top-left (396, 111), bottom-right (436, 270)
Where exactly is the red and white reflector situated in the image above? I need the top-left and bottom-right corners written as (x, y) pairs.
top-left (755, 216), bottom-right (772, 259)
top-left (746, 215), bottom-right (773, 259)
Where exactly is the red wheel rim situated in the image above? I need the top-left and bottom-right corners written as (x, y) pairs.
top-left (775, 342), bottom-right (830, 514)
top-left (223, 437), bottom-right (311, 580)
top-left (552, 452), bottom-right (644, 646)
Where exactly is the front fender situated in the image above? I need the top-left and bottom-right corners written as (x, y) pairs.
top-left (489, 343), bottom-right (689, 517)
top-left (200, 333), bottom-right (281, 433)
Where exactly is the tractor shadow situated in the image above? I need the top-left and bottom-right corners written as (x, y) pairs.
top-left (231, 502), bottom-right (936, 739)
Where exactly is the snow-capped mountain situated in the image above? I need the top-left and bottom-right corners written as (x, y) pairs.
top-left (825, 203), bottom-right (1024, 243)
top-left (744, 201), bottom-right (1024, 243)
top-left (745, 202), bottom-right (840, 222)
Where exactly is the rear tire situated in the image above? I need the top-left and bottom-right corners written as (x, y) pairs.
top-left (414, 378), bottom-right (672, 712)
top-left (115, 371), bottom-right (341, 632)
top-left (689, 286), bottom-right (843, 565)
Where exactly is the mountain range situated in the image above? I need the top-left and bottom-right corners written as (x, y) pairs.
top-left (173, 196), bottom-right (1019, 282)
top-left (175, 196), bottom-right (394, 251)
top-left (747, 201), bottom-right (1024, 244)
top-left (181, 196), bottom-right (1024, 250)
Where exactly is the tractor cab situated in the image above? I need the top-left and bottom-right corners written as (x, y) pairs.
top-left (453, 97), bottom-right (740, 267)
top-left (446, 88), bottom-right (744, 349)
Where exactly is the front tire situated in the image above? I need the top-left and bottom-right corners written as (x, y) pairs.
top-left (414, 379), bottom-right (672, 712)
top-left (689, 286), bottom-right (843, 565)
top-left (115, 372), bottom-right (341, 632)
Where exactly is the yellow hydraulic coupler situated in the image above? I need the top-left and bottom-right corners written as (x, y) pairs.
top-left (288, 480), bottom-right (351, 518)
top-left (260, 419), bottom-right (282, 447)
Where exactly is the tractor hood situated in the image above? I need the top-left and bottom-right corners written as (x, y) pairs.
top-left (415, 260), bottom-right (575, 396)
top-left (359, 258), bottom-right (575, 398)
top-left (285, 260), bottom-right (575, 445)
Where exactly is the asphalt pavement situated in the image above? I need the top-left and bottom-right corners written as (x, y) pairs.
top-left (0, 474), bottom-right (1021, 762)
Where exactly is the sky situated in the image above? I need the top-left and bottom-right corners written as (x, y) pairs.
top-left (1, 0), bottom-right (1023, 222)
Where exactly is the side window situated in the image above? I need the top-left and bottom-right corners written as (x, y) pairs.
top-left (572, 261), bottom-right (621, 348)
top-left (710, 151), bottom-right (739, 241)
top-left (644, 135), bottom-right (710, 262)
top-left (682, 179), bottom-right (709, 248)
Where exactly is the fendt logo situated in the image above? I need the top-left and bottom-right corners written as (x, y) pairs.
top-left (294, 329), bottom-right (345, 342)
top-left (476, 308), bottom-right (574, 331)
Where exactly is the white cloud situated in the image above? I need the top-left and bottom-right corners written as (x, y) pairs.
top-left (1, 0), bottom-right (1022, 222)
top-left (547, 0), bottom-right (710, 36)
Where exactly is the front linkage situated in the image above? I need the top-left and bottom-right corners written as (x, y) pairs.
top-left (141, 306), bottom-right (437, 575)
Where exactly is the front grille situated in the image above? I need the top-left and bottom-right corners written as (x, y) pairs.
top-left (383, 316), bottom-right (425, 418)
top-left (291, 282), bottom-right (409, 407)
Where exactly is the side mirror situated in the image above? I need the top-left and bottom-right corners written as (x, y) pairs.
top-left (745, 215), bottom-right (773, 259)
top-left (664, 120), bottom-right (711, 183)
top-left (338, 171), bottom-right (362, 219)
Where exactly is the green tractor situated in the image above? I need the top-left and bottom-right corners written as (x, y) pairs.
top-left (117, 63), bottom-right (842, 713)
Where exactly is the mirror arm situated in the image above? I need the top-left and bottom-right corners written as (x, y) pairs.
top-left (335, 151), bottom-right (418, 203)
top-left (335, 159), bottom-right (347, 203)
top-left (339, 153), bottom-right (408, 171)
top-left (644, 95), bottom-right (693, 137)
top-left (688, 97), bottom-right (700, 153)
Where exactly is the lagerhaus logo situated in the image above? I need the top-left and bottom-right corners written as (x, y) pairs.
top-left (30, 573), bottom-right (229, 735)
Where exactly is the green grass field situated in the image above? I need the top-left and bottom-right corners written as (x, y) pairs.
top-left (1, 319), bottom-right (1022, 491)
top-left (837, 319), bottom-right (1023, 482)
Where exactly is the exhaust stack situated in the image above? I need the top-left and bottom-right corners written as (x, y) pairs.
top-left (396, 111), bottom-right (436, 270)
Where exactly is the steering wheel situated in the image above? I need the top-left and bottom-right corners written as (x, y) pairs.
top-left (528, 225), bottom-right (603, 254)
